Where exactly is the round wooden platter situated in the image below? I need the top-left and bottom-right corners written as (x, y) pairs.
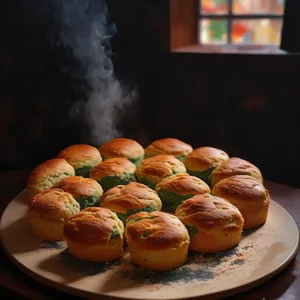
top-left (0, 190), bottom-right (299, 300)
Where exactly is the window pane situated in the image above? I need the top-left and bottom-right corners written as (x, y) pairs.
top-left (231, 19), bottom-right (283, 45)
top-left (199, 19), bottom-right (228, 44)
top-left (201, 0), bottom-right (228, 15)
top-left (233, 0), bottom-right (285, 15)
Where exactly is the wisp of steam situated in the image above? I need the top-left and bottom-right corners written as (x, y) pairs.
top-left (57, 0), bottom-right (135, 146)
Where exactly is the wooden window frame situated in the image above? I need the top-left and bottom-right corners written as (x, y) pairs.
top-left (170, 0), bottom-right (297, 54)
top-left (198, 0), bottom-right (284, 45)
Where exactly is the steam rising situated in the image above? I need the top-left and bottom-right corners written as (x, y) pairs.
top-left (58, 0), bottom-right (135, 145)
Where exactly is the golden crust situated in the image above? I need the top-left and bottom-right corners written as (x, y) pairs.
top-left (89, 158), bottom-right (136, 181)
top-left (184, 146), bottom-right (229, 172)
top-left (145, 138), bottom-right (193, 157)
top-left (100, 182), bottom-right (162, 213)
top-left (64, 207), bottom-right (124, 245)
top-left (26, 158), bottom-right (75, 198)
top-left (57, 144), bottom-right (102, 170)
top-left (135, 155), bottom-right (186, 184)
top-left (156, 173), bottom-right (210, 196)
top-left (126, 211), bottom-right (189, 251)
top-left (175, 194), bottom-right (244, 234)
top-left (29, 188), bottom-right (80, 220)
top-left (212, 175), bottom-right (269, 204)
top-left (212, 175), bottom-right (270, 229)
top-left (99, 138), bottom-right (144, 159)
top-left (211, 157), bottom-right (263, 186)
top-left (53, 176), bottom-right (103, 199)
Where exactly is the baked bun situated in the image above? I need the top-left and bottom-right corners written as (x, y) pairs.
top-left (26, 158), bottom-right (75, 199)
top-left (99, 138), bottom-right (144, 166)
top-left (156, 173), bottom-right (210, 212)
top-left (126, 211), bottom-right (190, 270)
top-left (212, 175), bottom-right (270, 229)
top-left (64, 207), bottom-right (124, 262)
top-left (184, 147), bottom-right (229, 185)
top-left (100, 182), bottom-right (162, 223)
top-left (89, 157), bottom-right (136, 192)
top-left (57, 144), bottom-right (102, 177)
top-left (175, 194), bottom-right (244, 253)
top-left (28, 188), bottom-right (80, 241)
top-left (135, 155), bottom-right (187, 189)
top-left (53, 176), bottom-right (103, 209)
top-left (210, 157), bottom-right (263, 187)
top-left (145, 138), bottom-right (193, 161)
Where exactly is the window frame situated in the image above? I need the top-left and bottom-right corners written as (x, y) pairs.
top-left (198, 0), bottom-right (285, 45)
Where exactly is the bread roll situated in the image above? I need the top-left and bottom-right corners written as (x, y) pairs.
top-left (135, 155), bottom-right (187, 189)
top-left (53, 176), bottom-right (103, 209)
top-left (156, 173), bottom-right (210, 212)
top-left (57, 144), bottom-right (102, 177)
top-left (100, 182), bottom-right (162, 223)
top-left (26, 158), bottom-right (75, 199)
top-left (184, 146), bottom-right (229, 185)
top-left (145, 138), bottom-right (193, 161)
top-left (212, 175), bottom-right (270, 229)
top-left (126, 211), bottom-right (190, 270)
top-left (64, 207), bottom-right (124, 262)
top-left (175, 194), bottom-right (244, 253)
top-left (89, 158), bottom-right (136, 192)
top-left (99, 138), bottom-right (144, 166)
top-left (210, 157), bottom-right (263, 187)
top-left (28, 188), bottom-right (80, 241)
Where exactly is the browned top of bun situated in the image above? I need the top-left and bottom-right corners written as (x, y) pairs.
top-left (89, 158), bottom-right (136, 180)
top-left (26, 158), bottom-right (75, 192)
top-left (126, 211), bottom-right (189, 250)
top-left (212, 175), bottom-right (270, 204)
top-left (29, 188), bottom-right (80, 220)
top-left (175, 194), bottom-right (243, 233)
top-left (211, 157), bottom-right (263, 186)
top-left (64, 207), bottom-right (124, 245)
top-left (57, 144), bottom-right (102, 169)
top-left (100, 182), bottom-right (162, 213)
top-left (145, 138), bottom-right (193, 157)
top-left (99, 138), bottom-right (144, 159)
top-left (135, 155), bottom-right (186, 183)
top-left (156, 173), bottom-right (210, 195)
top-left (184, 146), bottom-right (229, 172)
top-left (53, 176), bottom-right (103, 198)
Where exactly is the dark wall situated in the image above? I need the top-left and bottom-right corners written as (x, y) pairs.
top-left (1, 0), bottom-right (300, 188)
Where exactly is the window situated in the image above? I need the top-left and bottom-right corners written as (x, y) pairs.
top-left (199, 0), bottom-right (285, 46)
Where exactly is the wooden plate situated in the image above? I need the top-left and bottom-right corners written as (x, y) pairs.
top-left (0, 190), bottom-right (299, 300)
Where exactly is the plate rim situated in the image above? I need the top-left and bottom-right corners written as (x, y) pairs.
top-left (1, 190), bottom-right (299, 300)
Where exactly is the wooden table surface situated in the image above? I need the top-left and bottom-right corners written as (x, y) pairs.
top-left (0, 170), bottom-right (299, 300)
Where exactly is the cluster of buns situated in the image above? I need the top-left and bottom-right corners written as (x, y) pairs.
top-left (26, 137), bottom-right (270, 271)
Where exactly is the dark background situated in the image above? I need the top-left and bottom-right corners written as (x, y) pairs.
top-left (1, 0), bottom-right (300, 188)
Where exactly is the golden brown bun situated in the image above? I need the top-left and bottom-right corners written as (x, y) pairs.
top-left (184, 146), bottom-right (229, 172)
top-left (26, 158), bottom-right (75, 199)
top-left (100, 182), bottom-right (162, 214)
top-left (53, 176), bottom-right (103, 199)
top-left (212, 175), bottom-right (270, 229)
top-left (175, 194), bottom-right (244, 252)
top-left (135, 155), bottom-right (186, 185)
top-left (99, 138), bottom-right (144, 160)
top-left (89, 157), bottom-right (136, 180)
top-left (126, 211), bottom-right (190, 270)
top-left (64, 207), bottom-right (124, 262)
top-left (28, 188), bottom-right (80, 241)
top-left (210, 157), bottom-right (263, 186)
top-left (156, 173), bottom-right (210, 196)
top-left (145, 138), bottom-right (193, 158)
top-left (57, 144), bottom-right (102, 170)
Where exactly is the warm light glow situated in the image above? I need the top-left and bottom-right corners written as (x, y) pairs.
top-left (199, 0), bottom-right (285, 45)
